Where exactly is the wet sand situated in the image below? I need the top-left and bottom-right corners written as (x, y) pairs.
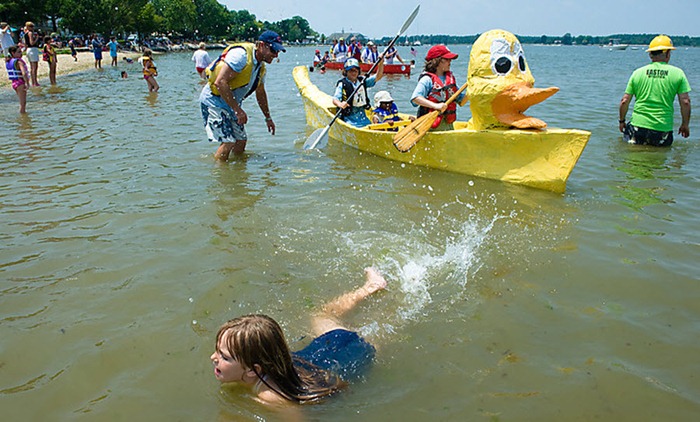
top-left (1, 50), bottom-right (141, 90)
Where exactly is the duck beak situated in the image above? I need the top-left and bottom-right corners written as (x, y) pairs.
top-left (491, 82), bottom-right (559, 129)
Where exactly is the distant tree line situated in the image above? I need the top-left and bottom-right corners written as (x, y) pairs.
top-left (391, 34), bottom-right (700, 47)
top-left (3, 1), bottom-right (698, 47)
top-left (0, 0), bottom-right (318, 42)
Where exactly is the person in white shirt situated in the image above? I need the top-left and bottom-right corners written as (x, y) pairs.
top-left (192, 42), bottom-right (212, 79)
top-left (332, 38), bottom-right (348, 62)
top-left (361, 41), bottom-right (379, 64)
top-left (0, 22), bottom-right (15, 57)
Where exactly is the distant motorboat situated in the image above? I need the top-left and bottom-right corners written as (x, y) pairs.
top-left (607, 39), bottom-right (629, 51)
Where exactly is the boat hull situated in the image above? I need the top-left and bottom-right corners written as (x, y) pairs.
top-left (320, 60), bottom-right (411, 75)
top-left (293, 66), bottom-right (589, 193)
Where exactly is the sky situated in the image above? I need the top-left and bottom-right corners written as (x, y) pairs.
top-left (220, 0), bottom-right (700, 39)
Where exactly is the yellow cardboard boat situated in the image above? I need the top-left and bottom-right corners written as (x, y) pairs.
top-left (293, 64), bottom-right (590, 193)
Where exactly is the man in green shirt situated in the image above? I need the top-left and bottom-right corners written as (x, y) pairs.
top-left (619, 34), bottom-right (691, 146)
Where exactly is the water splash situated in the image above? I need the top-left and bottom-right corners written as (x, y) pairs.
top-left (388, 212), bottom-right (503, 321)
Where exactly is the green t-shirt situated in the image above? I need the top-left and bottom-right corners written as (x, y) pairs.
top-left (625, 61), bottom-right (691, 132)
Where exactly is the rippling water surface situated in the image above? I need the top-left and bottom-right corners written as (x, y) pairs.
top-left (1, 45), bottom-right (699, 421)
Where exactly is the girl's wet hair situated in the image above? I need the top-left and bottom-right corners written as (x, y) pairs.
top-left (216, 314), bottom-right (346, 403)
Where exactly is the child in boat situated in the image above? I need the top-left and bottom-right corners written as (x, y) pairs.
top-left (5, 46), bottom-right (30, 113)
top-left (410, 45), bottom-right (467, 131)
top-left (332, 58), bottom-right (384, 127)
top-left (140, 49), bottom-right (159, 92)
top-left (371, 90), bottom-right (415, 128)
top-left (211, 267), bottom-right (388, 405)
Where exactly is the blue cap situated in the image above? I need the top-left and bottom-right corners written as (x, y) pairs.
top-left (259, 30), bottom-right (286, 53)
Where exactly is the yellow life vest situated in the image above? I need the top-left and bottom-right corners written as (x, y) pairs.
top-left (206, 43), bottom-right (266, 97)
top-left (142, 56), bottom-right (157, 77)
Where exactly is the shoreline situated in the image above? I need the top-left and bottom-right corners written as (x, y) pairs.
top-left (1, 50), bottom-right (142, 90)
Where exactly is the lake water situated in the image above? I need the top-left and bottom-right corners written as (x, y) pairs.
top-left (1, 44), bottom-right (698, 421)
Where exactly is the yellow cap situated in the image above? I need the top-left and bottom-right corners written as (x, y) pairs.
top-left (646, 35), bottom-right (676, 52)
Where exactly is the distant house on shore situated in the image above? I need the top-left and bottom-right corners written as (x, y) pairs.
top-left (326, 32), bottom-right (368, 44)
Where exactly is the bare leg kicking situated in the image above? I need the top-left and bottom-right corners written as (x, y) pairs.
top-left (311, 267), bottom-right (387, 336)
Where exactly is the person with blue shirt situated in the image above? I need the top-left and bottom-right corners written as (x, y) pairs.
top-left (199, 30), bottom-right (286, 161)
top-left (332, 58), bottom-right (384, 127)
top-left (107, 37), bottom-right (119, 66)
top-left (91, 34), bottom-right (103, 69)
top-left (410, 45), bottom-right (467, 131)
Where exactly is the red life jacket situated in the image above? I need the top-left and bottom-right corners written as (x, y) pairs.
top-left (417, 71), bottom-right (458, 126)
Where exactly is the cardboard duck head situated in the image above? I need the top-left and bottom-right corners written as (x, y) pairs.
top-left (467, 29), bottom-right (559, 130)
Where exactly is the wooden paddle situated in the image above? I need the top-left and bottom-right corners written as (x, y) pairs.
top-left (393, 81), bottom-right (469, 152)
top-left (303, 5), bottom-right (420, 150)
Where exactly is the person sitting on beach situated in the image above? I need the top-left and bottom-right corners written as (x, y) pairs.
top-left (42, 36), bottom-right (57, 85)
top-left (192, 42), bottom-right (211, 80)
top-left (211, 267), bottom-right (388, 406)
top-left (5, 45), bottom-right (30, 113)
top-left (140, 49), bottom-right (159, 92)
top-left (332, 58), bottom-right (384, 127)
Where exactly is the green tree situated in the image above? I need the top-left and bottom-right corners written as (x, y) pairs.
top-left (152, 0), bottom-right (196, 36)
top-left (194, 0), bottom-right (230, 39)
top-left (274, 15), bottom-right (314, 43)
top-left (134, 2), bottom-right (162, 38)
top-left (229, 9), bottom-right (259, 41)
top-left (60, 0), bottom-right (111, 34)
top-left (562, 32), bottom-right (572, 45)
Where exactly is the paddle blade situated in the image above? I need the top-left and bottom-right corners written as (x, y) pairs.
top-left (399, 5), bottom-right (420, 36)
top-left (393, 111), bottom-right (439, 152)
top-left (304, 127), bottom-right (329, 150)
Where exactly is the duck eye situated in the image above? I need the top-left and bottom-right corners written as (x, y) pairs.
top-left (518, 54), bottom-right (526, 72)
top-left (494, 56), bottom-right (512, 75)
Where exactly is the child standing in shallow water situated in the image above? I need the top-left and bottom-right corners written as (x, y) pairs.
top-left (42, 36), bottom-right (58, 85)
top-left (211, 267), bottom-right (388, 406)
top-left (6, 46), bottom-right (30, 113)
top-left (140, 49), bottom-right (159, 92)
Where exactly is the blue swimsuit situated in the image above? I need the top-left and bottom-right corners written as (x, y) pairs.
top-left (293, 329), bottom-right (375, 381)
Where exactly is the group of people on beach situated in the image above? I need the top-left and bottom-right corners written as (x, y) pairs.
top-left (1, 21), bottom-right (169, 112)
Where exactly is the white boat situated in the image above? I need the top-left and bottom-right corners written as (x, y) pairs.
top-left (607, 39), bottom-right (629, 50)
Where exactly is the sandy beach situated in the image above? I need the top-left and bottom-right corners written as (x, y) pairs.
top-left (1, 50), bottom-right (142, 90)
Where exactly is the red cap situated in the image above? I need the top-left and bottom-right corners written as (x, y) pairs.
top-left (425, 44), bottom-right (458, 60)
